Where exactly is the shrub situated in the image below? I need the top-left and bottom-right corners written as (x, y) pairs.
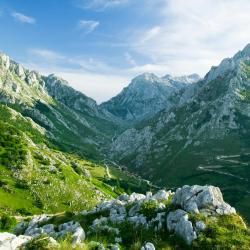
top-left (139, 200), bottom-right (158, 220)
top-left (24, 235), bottom-right (51, 250)
top-left (0, 214), bottom-right (17, 231)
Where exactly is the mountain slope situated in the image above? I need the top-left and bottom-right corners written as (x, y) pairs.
top-left (110, 44), bottom-right (250, 222)
top-left (0, 53), bottom-right (121, 159)
top-left (0, 104), bottom-right (151, 215)
top-left (101, 73), bottom-right (200, 123)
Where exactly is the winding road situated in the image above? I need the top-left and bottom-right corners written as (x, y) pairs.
top-left (197, 154), bottom-right (250, 183)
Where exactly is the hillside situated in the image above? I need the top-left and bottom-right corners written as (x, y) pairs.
top-left (0, 104), bottom-right (151, 217)
top-left (0, 53), bottom-right (122, 160)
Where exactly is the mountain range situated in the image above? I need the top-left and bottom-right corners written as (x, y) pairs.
top-left (0, 44), bottom-right (250, 233)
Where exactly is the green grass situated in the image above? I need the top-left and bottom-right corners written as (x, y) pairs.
top-left (192, 214), bottom-right (250, 249)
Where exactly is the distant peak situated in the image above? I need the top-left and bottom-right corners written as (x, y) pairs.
top-left (133, 72), bottom-right (159, 82)
top-left (163, 73), bottom-right (201, 84)
top-left (233, 43), bottom-right (250, 61)
top-left (48, 74), bottom-right (69, 85)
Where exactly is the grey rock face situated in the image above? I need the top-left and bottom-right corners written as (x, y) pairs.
top-left (101, 72), bottom-right (200, 122)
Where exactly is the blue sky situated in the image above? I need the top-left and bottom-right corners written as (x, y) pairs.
top-left (1, 0), bottom-right (250, 102)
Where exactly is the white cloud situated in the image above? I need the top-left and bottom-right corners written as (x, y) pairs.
top-left (78, 20), bottom-right (100, 33)
top-left (125, 52), bottom-right (137, 66)
top-left (11, 12), bottom-right (36, 24)
top-left (29, 49), bottom-right (65, 60)
top-left (75, 0), bottom-right (129, 10)
top-left (54, 71), bottom-right (130, 103)
top-left (24, 48), bottom-right (133, 102)
top-left (129, 0), bottom-right (250, 76)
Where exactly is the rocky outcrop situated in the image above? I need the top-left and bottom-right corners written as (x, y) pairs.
top-left (166, 185), bottom-right (236, 245)
top-left (18, 216), bottom-right (86, 246)
top-left (171, 185), bottom-right (236, 215)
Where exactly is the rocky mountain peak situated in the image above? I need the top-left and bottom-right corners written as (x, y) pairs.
top-left (132, 72), bottom-right (158, 82)
top-left (0, 52), bottom-right (10, 70)
top-left (204, 44), bottom-right (250, 83)
top-left (233, 43), bottom-right (250, 61)
top-left (47, 74), bottom-right (69, 86)
top-left (163, 73), bottom-right (201, 84)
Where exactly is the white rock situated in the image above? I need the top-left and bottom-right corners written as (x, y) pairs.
top-left (167, 209), bottom-right (197, 245)
top-left (141, 242), bottom-right (156, 250)
top-left (0, 53), bottom-right (10, 70)
top-left (152, 190), bottom-right (170, 200)
top-left (129, 193), bottom-right (146, 202)
top-left (195, 221), bottom-right (206, 232)
top-left (167, 209), bottom-right (187, 232)
top-left (0, 232), bottom-right (31, 250)
top-left (72, 226), bottom-right (85, 246)
top-left (16, 64), bottom-right (25, 79)
top-left (171, 185), bottom-right (236, 215)
top-left (175, 216), bottom-right (197, 245)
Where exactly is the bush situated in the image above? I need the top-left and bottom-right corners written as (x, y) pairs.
top-left (0, 214), bottom-right (17, 231)
top-left (139, 200), bottom-right (158, 220)
top-left (16, 208), bottom-right (32, 216)
top-left (24, 235), bottom-right (51, 250)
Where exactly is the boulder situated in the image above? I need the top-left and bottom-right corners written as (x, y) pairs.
top-left (25, 214), bottom-right (50, 232)
top-left (167, 209), bottom-right (197, 245)
top-left (167, 209), bottom-right (187, 232)
top-left (195, 221), bottom-right (206, 232)
top-left (13, 221), bottom-right (28, 235)
top-left (152, 190), bottom-right (171, 201)
top-left (0, 232), bottom-right (31, 250)
top-left (129, 203), bottom-right (141, 217)
top-left (171, 185), bottom-right (236, 215)
top-left (129, 193), bottom-right (146, 202)
top-left (128, 215), bottom-right (147, 227)
top-left (141, 242), bottom-right (156, 250)
top-left (118, 194), bottom-right (130, 202)
top-left (41, 224), bottom-right (55, 235)
top-left (72, 226), bottom-right (85, 246)
top-left (110, 244), bottom-right (120, 250)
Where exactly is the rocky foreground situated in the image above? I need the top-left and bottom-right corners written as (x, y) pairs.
top-left (0, 185), bottom-right (249, 249)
